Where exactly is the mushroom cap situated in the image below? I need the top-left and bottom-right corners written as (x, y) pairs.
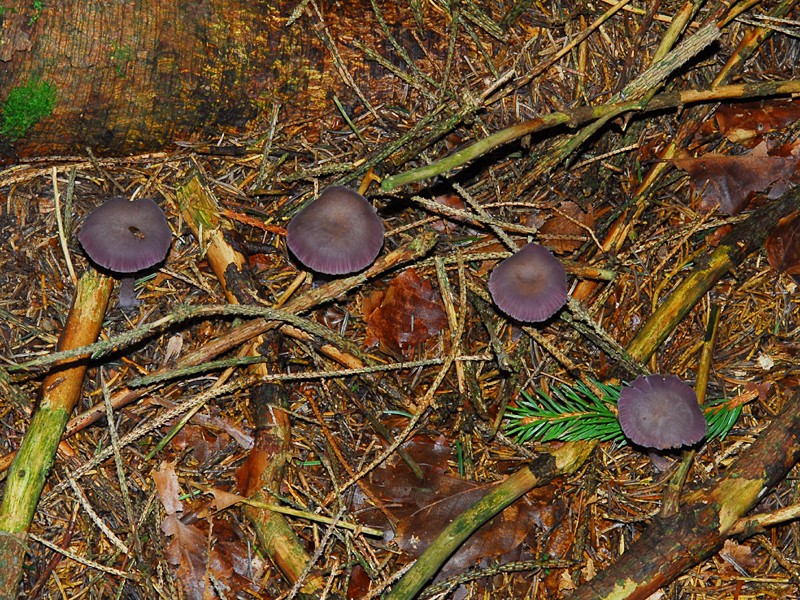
top-left (78, 196), bottom-right (172, 273)
top-left (488, 243), bottom-right (568, 322)
top-left (617, 374), bottom-right (706, 450)
top-left (286, 186), bottom-right (384, 275)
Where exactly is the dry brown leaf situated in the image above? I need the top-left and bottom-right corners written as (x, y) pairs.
top-left (154, 462), bottom-right (210, 600)
top-left (393, 479), bottom-right (533, 577)
top-left (207, 518), bottom-right (264, 596)
top-left (153, 460), bottom-right (183, 516)
top-left (346, 564), bottom-right (372, 600)
top-left (356, 435), bottom-right (547, 581)
top-left (168, 424), bottom-right (226, 465)
top-left (209, 488), bottom-right (246, 512)
top-left (719, 539), bottom-right (759, 575)
top-left (673, 145), bottom-right (798, 215)
top-left (716, 99), bottom-right (800, 144)
top-left (363, 268), bottom-right (447, 359)
top-left (765, 210), bottom-right (800, 280)
top-left (430, 193), bottom-right (467, 233)
top-left (162, 516), bottom-right (209, 600)
top-left (558, 570), bottom-right (576, 592)
top-left (582, 557), bottom-right (596, 581)
top-left (538, 201), bottom-right (594, 254)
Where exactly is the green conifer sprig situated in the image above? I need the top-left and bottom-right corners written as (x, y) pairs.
top-left (505, 379), bottom-right (742, 445)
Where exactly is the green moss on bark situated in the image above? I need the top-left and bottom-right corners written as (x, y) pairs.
top-left (1, 79), bottom-right (57, 141)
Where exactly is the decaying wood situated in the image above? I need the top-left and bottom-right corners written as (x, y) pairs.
top-left (177, 172), bottom-right (328, 594)
top-left (0, 270), bottom-right (113, 596)
top-left (0, 0), bottom-right (493, 157)
top-left (571, 387), bottom-right (800, 600)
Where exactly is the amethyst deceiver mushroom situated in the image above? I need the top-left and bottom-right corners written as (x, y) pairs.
top-left (617, 374), bottom-right (706, 450)
top-left (286, 186), bottom-right (384, 275)
top-left (488, 243), bottom-right (568, 322)
top-left (78, 196), bottom-right (172, 307)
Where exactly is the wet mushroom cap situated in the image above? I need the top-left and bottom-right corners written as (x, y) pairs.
top-left (78, 196), bottom-right (172, 273)
top-left (617, 374), bottom-right (706, 450)
top-left (488, 243), bottom-right (568, 322)
top-left (286, 186), bottom-right (384, 275)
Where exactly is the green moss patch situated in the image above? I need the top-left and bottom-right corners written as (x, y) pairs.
top-left (1, 79), bottom-right (57, 141)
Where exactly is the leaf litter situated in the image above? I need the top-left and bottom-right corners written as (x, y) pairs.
top-left (352, 435), bottom-right (569, 587)
top-left (1, 3), bottom-right (800, 599)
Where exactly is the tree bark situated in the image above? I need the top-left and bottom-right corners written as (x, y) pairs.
top-left (0, 0), bottom-right (492, 158)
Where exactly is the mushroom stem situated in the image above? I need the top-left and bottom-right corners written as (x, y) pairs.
top-left (117, 276), bottom-right (139, 308)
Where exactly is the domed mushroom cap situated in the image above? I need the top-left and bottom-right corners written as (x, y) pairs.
top-left (488, 243), bottom-right (568, 322)
top-left (78, 196), bottom-right (172, 273)
top-left (286, 186), bottom-right (384, 275)
top-left (618, 374), bottom-right (706, 450)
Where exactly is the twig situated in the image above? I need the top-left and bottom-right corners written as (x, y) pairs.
top-left (381, 77), bottom-right (800, 191)
top-left (51, 167), bottom-right (77, 288)
top-left (130, 354), bottom-right (491, 388)
top-left (384, 441), bottom-right (596, 599)
top-left (28, 533), bottom-right (134, 580)
top-left (409, 195), bottom-right (537, 236)
top-left (240, 497), bottom-right (384, 537)
top-left (626, 190), bottom-right (800, 363)
top-left (66, 477), bottom-right (129, 556)
top-left (8, 303), bottom-right (365, 374)
top-left (0, 269), bottom-right (113, 596)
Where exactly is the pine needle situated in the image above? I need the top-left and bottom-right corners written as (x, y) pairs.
top-left (505, 379), bottom-right (742, 445)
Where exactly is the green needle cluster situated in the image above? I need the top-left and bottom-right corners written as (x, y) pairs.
top-left (505, 379), bottom-right (742, 445)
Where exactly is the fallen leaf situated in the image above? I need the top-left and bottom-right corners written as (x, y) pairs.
top-left (674, 144), bottom-right (798, 215)
top-left (346, 564), bottom-right (372, 599)
top-left (206, 518), bottom-right (265, 596)
top-left (538, 201), bottom-right (594, 254)
top-left (154, 462), bottom-right (209, 600)
top-left (208, 488), bottom-right (246, 512)
top-left (168, 424), bottom-right (226, 465)
top-left (745, 381), bottom-right (773, 402)
top-left (154, 464), bottom-right (264, 598)
top-left (716, 99), bottom-right (800, 144)
top-left (765, 210), bottom-right (800, 281)
top-left (582, 557), bottom-right (596, 581)
top-left (356, 435), bottom-right (550, 581)
top-left (162, 516), bottom-right (208, 599)
top-left (393, 479), bottom-right (533, 578)
top-left (162, 334), bottom-right (183, 365)
top-left (704, 224), bottom-right (732, 248)
top-left (430, 194), bottom-right (467, 233)
top-left (153, 461), bottom-right (183, 516)
top-left (719, 539), bottom-right (759, 575)
top-left (363, 268), bottom-right (447, 359)
top-left (558, 570), bottom-right (576, 592)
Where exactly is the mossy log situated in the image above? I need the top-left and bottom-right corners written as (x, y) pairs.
top-left (0, 0), bottom-right (505, 158)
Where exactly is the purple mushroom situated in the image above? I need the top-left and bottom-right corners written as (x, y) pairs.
top-left (78, 196), bottom-right (172, 307)
top-left (617, 374), bottom-right (706, 450)
top-left (286, 186), bottom-right (384, 275)
top-left (488, 243), bottom-right (568, 322)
